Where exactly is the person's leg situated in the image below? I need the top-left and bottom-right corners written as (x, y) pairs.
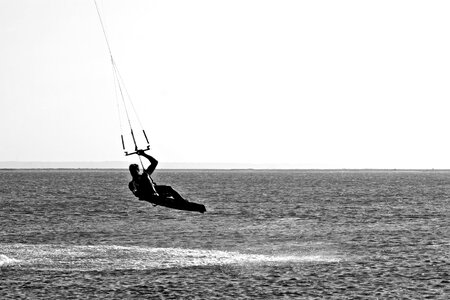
top-left (155, 185), bottom-right (185, 201)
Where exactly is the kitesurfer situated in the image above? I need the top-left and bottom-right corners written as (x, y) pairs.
top-left (128, 150), bottom-right (186, 202)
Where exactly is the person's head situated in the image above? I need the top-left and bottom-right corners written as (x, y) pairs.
top-left (129, 164), bottom-right (140, 177)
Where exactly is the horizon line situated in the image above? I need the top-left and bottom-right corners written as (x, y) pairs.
top-left (0, 161), bottom-right (448, 171)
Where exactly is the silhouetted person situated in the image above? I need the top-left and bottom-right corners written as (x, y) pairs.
top-left (128, 150), bottom-right (186, 202)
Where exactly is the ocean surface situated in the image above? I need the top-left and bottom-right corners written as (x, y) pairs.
top-left (0, 169), bottom-right (448, 299)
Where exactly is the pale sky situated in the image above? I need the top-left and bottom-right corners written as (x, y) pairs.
top-left (1, 0), bottom-right (449, 168)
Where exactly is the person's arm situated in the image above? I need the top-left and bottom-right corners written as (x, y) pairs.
top-left (137, 150), bottom-right (158, 175)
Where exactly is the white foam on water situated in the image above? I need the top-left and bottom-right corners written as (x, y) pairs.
top-left (0, 254), bottom-right (21, 267)
top-left (0, 244), bottom-right (341, 271)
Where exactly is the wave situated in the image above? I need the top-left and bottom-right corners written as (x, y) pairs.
top-left (0, 254), bottom-right (21, 267)
top-left (0, 244), bottom-right (341, 271)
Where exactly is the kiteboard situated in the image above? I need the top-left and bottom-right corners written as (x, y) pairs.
top-left (142, 196), bottom-right (206, 213)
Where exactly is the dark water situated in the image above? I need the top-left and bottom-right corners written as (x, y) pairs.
top-left (0, 170), bottom-right (449, 299)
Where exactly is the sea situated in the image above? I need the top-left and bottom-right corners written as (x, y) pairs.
top-left (0, 169), bottom-right (448, 299)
